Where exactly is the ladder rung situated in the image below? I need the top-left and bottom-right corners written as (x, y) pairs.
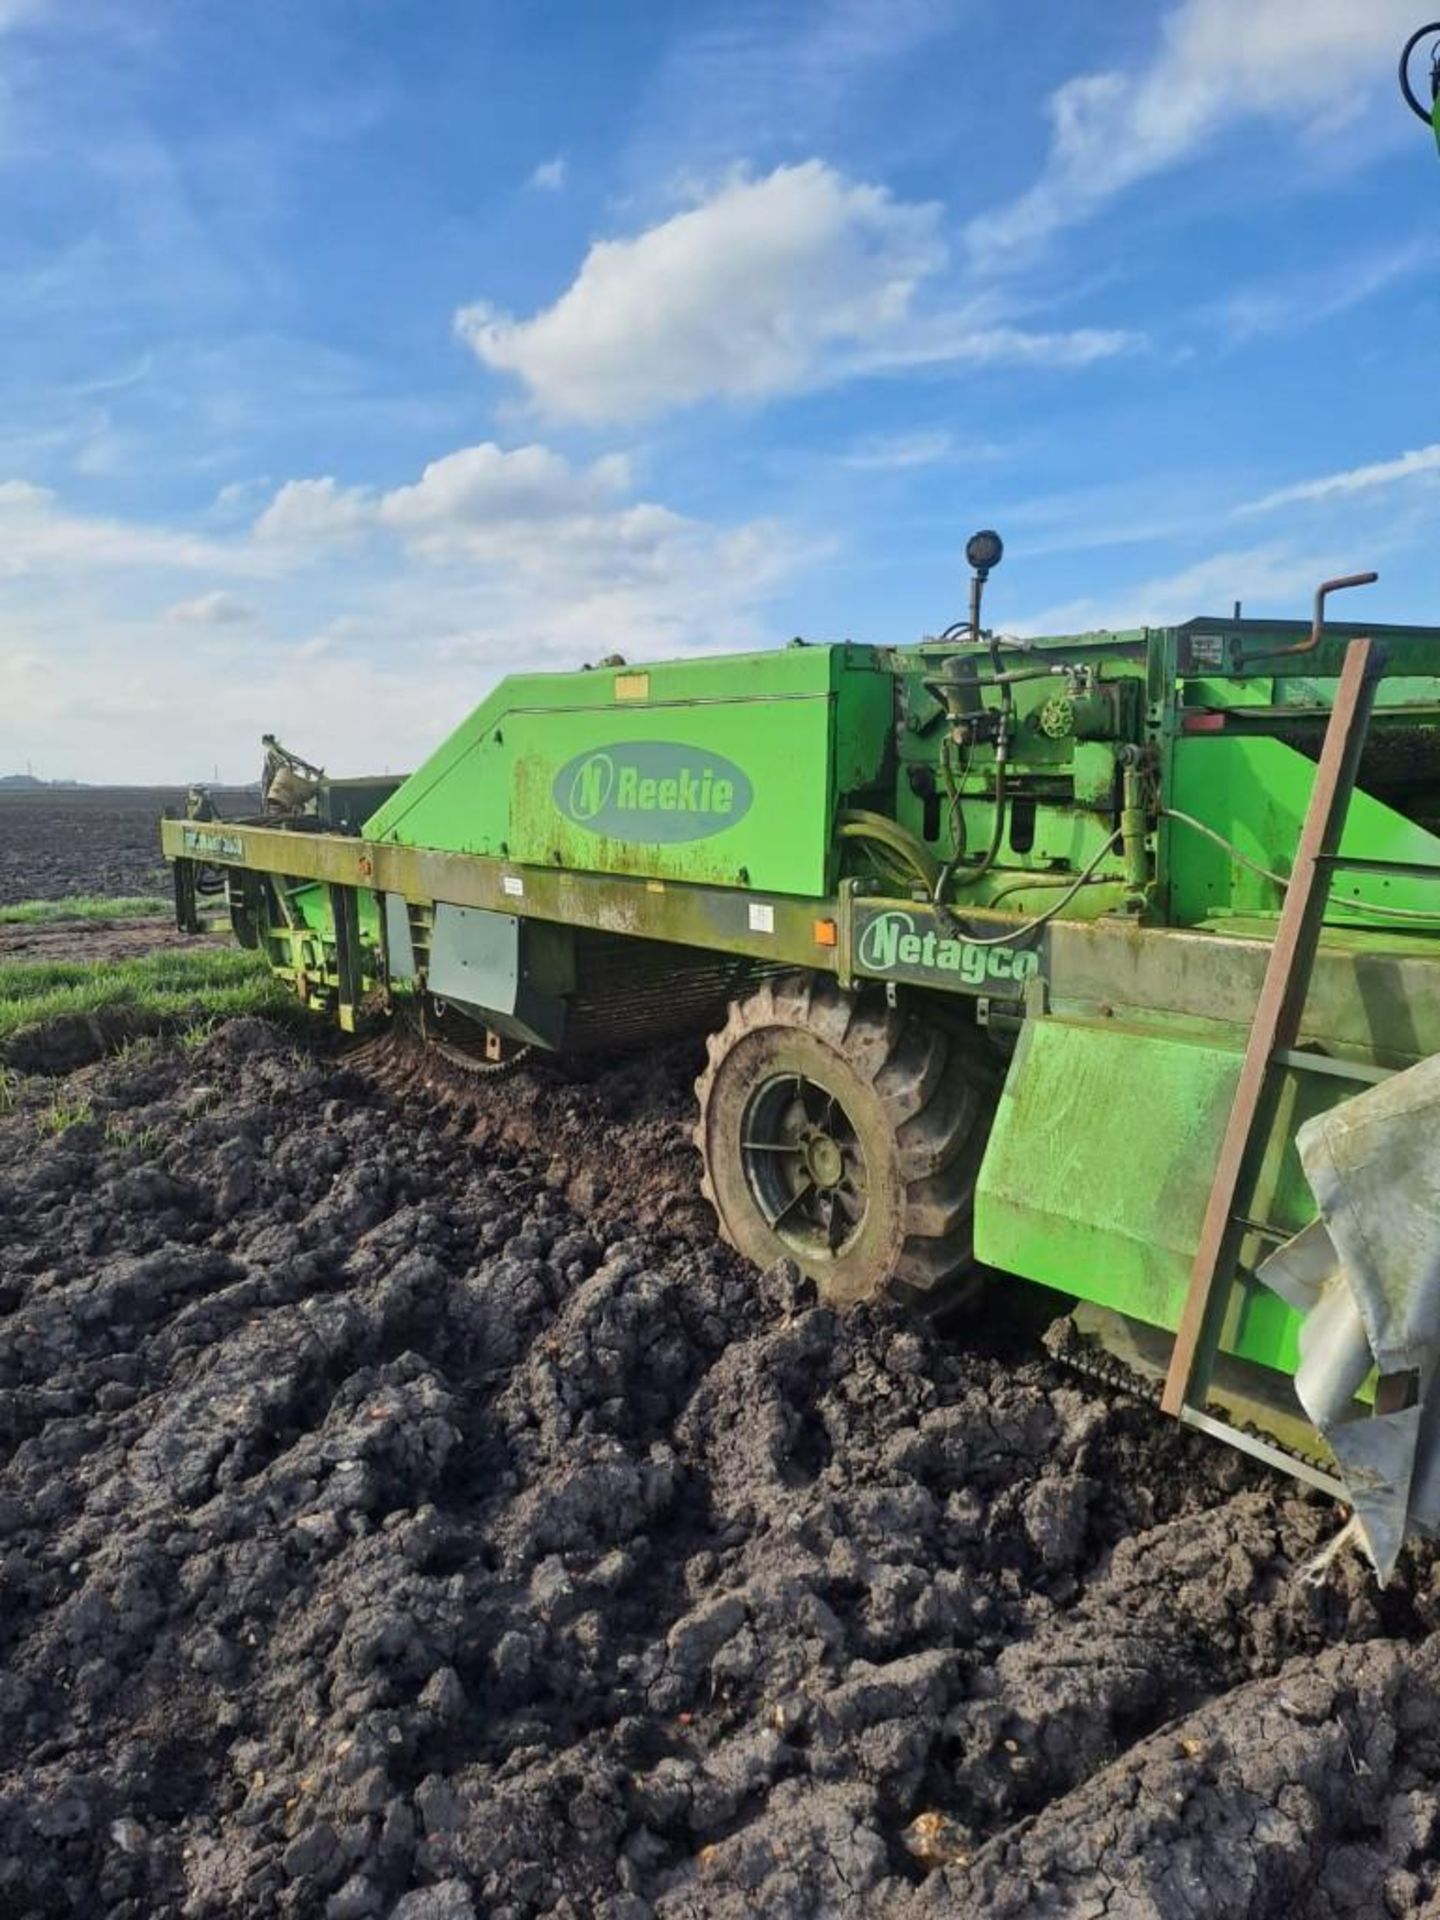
top-left (1317, 854), bottom-right (1440, 880)
top-left (1231, 1213), bottom-right (1288, 1244)
top-left (1162, 635), bottom-right (1383, 1422)
top-left (1271, 1047), bottom-right (1396, 1085)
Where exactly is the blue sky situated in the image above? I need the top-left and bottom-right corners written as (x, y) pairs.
top-left (0, 0), bottom-right (1435, 781)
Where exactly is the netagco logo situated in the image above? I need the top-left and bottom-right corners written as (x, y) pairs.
top-left (857, 910), bottom-right (1040, 988)
top-left (181, 827), bottom-right (243, 859)
top-left (554, 741), bottom-right (753, 844)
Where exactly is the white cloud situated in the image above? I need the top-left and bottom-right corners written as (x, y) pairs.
top-left (456, 162), bottom-right (1135, 423)
top-left (623, 0), bottom-right (955, 185)
top-left (529, 155), bottom-right (567, 191)
top-left (458, 163), bottom-right (940, 422)
top-left (1019, 544), bottom-right (1335, 633)
top-left (969, 0), bottom-right (1421, 265)
top-left (165, 589), bottom-right (255, 624)
top-left (0, 442), bottom-right (820, 779)
top-left (254, 442), bottom-right (647, 569)
top-left (1241, 444), bottom-right (1440, 513)
top-left (0, 480), bottom-right (53, 511)
top-left (840, 311), bottom-right (1136, 378)
top-left (1, 442), bottom-right (808, 632)
top-left (841, 430), bottom-right (958, 471)
top-left (0, 476), bottom-right (248, 576)
top-left (379, 442), bottom-right (631, 536)
top-left (253, 475), bottom-right (373, 545)
top-left (0, 636), bottom-right (486, 787)
top-left (213, 476), bottom-right (273, 516)
top-left (839, 430), bottom-right (1011, 472)
top-left (260, 443), bottom-right (814, 614)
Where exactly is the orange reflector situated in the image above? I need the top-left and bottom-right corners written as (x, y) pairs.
top-left (1182, 711), bottom-right (1226, 733)
top-left (813, 918), bottom-right (838, 947)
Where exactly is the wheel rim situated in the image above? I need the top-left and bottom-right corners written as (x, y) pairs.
top-left (740, 1070), bottom-right (870, 1261)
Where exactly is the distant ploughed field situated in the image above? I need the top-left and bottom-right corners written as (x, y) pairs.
top-left (0, 788), bottom-right (253, 903)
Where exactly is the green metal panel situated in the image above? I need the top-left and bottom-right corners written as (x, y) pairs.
top-left (383, 893), bottom-right (416, 981)
top-left (1072, 740), bottom-right (1118, 808)
top-left (507, 699), bottom-right (832, 890)
top-left (1173, 615), bottom-right (1440, 685)
top-left (834, 658), bottom-right (895, 798)
top-left (975, 1016), bottom-right (1319, 1373)
top-left (429, 904), bottom-right (520, 1010)
top-left (428, 904), bottom-right (572, 1048)
top-left (363, 645), bottom-right (890, 898)
top-left (1167, 734), bottom-right (1440, 924)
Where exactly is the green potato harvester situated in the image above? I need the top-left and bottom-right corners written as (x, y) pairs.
top-left (163, 532), bottom-right (1440, 1577)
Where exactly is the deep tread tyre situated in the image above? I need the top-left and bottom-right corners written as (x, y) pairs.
top-left (693, 972), bottom-right (998, 1307)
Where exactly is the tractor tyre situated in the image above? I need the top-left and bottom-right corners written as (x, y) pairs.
top-left (693, 971), bottom-right (998, 1307)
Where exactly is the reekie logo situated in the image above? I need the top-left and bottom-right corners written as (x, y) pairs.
top-left (554, 741), bottom-right (753, 845)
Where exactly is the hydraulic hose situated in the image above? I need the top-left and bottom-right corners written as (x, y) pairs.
top-left (934, 829), bottom-right (1126, 947)
top-left (982, 871), bottom-right (1123, 909)
top-left (933, 737), bottom-right (1008, 901)
top-left (836, 810), bottom-right (941, 895)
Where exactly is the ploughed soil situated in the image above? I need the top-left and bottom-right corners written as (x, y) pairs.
top-left (5, 1018), bottom-right (1440, 1920)
top-left (0, 788), bottom-right (254, 906)
top-left (0, 918), bottom-right (221, 965)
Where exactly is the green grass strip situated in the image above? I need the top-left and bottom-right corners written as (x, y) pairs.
top-left (0, 894), bottom-right (171, 924)
top-left (0, 946), bottom-right (288, 1040)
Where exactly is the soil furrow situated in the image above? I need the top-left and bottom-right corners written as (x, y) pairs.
top-left (3, 1016), bottom-right (1438, 1918)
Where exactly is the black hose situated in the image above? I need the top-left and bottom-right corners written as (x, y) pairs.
top-left (934, 829), bottom-right (1125, 947)
top-left (934, 750), bottom-right (1008, 903)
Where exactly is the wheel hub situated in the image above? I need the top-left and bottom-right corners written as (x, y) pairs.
top-left (739, 1069), bottom-right (870, 1261)
top-left (802, 1129), bottom-right (844, 1189)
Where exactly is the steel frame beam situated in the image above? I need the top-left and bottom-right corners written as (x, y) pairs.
top-left (162, 809), bottom-right (1440, 1065)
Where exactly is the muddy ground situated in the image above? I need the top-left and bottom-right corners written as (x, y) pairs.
top-left (4, 1016), bottom-right (1440, 1920)
top-left (0, 918), bottom-right (221, 966)
top-left (6, 814), bottom-right (1440, 1918)
top-left (0, 789), bottom-right (253, 905)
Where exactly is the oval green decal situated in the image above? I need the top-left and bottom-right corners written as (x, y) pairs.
top-left (553, 740), bottom-right (753, 843)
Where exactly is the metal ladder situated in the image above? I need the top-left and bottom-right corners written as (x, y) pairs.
top-left (1159, 633), bottom-right (1424, 1484)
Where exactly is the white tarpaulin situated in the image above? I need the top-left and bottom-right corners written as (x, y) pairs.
top-left (1258, 1052), bottom-right (1440, 1581)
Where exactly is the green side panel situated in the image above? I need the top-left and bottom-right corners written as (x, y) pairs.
top-left (365, 646), bottom-right (886, 898)
top-left (428, 904), bottom-right (570, 1049)
top-left (1167, 735), bottom-right (1440, 925)
top-left (975, 1017), bottom-right (1318, 1375)
top-left (834, 658), bottom-right (895, 797)
top-left (283, 879), bottom-right (381, 948)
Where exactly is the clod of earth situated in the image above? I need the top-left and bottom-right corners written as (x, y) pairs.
top-left (3, 1017), bottom-right (1440, 1920)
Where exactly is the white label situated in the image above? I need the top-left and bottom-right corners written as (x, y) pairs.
top-left (748, 902), bottom-right (775, 933)
top-left (502, 875), bottom-right (524, 898)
